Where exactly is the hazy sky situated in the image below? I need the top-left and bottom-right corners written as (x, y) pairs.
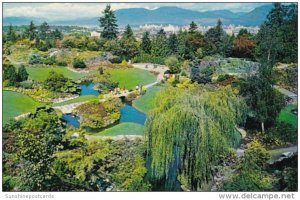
top-left (3, 2), bottom-right (271, 21)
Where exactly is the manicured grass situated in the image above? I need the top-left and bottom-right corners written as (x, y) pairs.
top-left (133, 86), bottom-right (162, 113)
top-left (52, 95), bottom-right (98, 107)
top-left (3, 91), bottom-right (43, 124)
top-left (277, 104), bottom-right (297, 128)
top-left (93, 122), bottom-right (145, 136)
top-left (107, 68), bottom-right (156, 90)
top-left (26, 66), bottom-right (94, 81)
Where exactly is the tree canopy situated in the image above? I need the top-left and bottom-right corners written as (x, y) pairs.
top-left (146, 86), bottom-right (246, 190)
top-left (99, 5), bottom-right (118, 39)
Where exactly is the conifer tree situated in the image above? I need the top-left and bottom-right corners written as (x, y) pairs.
top-left (188, 21), bottom-right (198, 34)
top-left (168, 33), bottom-right (179, 55)
top-left (6, 24), bottom-right (17, 42)
top-left (141, 31), bottom-right (151, 54)
top-left (26, 21), bottom-right (37, 40)
top-left (99, 5), bottom-right (118, 39)
top-left (123, 24), bottom-right (134, 39)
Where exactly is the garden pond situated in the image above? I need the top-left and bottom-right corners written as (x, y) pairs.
top-left (61, 82), bottom-right (147, 129)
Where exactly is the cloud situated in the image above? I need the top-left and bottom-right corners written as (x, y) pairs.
top-left (3, 2), bottom-right (270, 21)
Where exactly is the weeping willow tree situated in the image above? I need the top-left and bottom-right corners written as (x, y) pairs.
top-left (145, 85), bottom-right (247, 190)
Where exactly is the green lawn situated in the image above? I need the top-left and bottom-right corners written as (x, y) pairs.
top-left (3, 91), bottom-right (43, 124)
top-left (92, 122), bottom-right (145, 136)
top-left (277, 104), bottom-right (297, 128)
top-left (52, 95), bottom-right (98, 107)
top-left (107, 68), bottom-right (156, 90)
top-left (133, 86), bottom-right (161, 113)
top-left (26, 66), bottom-right (95, 81)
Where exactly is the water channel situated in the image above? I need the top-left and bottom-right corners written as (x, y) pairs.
top-left (61, 82), bottom-right (146, 129)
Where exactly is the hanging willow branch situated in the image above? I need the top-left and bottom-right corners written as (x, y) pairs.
top-left (145, 85), bottom-right (247, 190)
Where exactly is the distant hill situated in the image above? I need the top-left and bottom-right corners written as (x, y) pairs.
top-left (231, 5), bottom-right (274, 26)
top-left (3, 17), bottom-right (43, 26)
top-left (3, 4), bottom-right (273, 27)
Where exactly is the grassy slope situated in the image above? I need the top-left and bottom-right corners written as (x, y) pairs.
top-left (277, 104), bottom-right (298, 128)
top-left (56, 48), bottom-right (102, 63)
top-left (26, 66), bottom-right (94, 81)
top-left (52, 95), bottom-right (98, 106)
top-left (93, 122), bottom-right (145, 136)
top-left (107, 68), bottom-right (156, 90)
top-left (133, 86), bottom-right (161, 113)
top-left (3, 91), bottom-right (43, 124)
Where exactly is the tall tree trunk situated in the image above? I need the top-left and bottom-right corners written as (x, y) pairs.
top-left (261, 121), bottom-right (265, 133)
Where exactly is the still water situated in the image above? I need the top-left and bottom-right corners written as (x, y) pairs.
top-left (62, 83), bottom-right (146, 128)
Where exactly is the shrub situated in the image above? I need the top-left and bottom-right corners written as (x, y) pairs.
top-left (3, 80), bottom-right (10, 87)
top-left (73, 58), bottom-right (86, 68)
top-left (3, 64), bottom-right (18, 86)
top-left (125, 92), bottom-right (139, 102)
top-left (164, 56), bottom-right (181, 74)
top-left (221, 140), bottom-right (272, 191)
top-left (29, 54), bottom-right (42, 64)
top-left (56, 60), bottom-right (67, 66)
top-left (257, 122), bottom-right (298, 148)
top-left (19, 80), bottom-right (34, 89)
top-left (61, 36), bottom-right (76, 48)
top-left (121, 59), bottom-right (128, 66)
top-left (217, 74), bottom-right (230, 82)
top-left (43, 71), bottom-right (77, 93)
top-left (109, 56), bottom-right (122, 64)
top-left (87, 41), bottom-right (99, 51)
top-left (43, 56), bottom-right (56, 65)
top-left (17, 65), bottom-right (29, 82)
top-left (75, 98), bottom-right (122, 129)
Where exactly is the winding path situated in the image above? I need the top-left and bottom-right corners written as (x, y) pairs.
top-left (53, 63), bottom-right (168, 114)
top-left (85, 134), bottom-right (144, 141)
top-left (274, 85), bottom-right (297, 104)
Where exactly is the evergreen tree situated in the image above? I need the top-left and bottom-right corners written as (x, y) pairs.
top-left (204, 19), bottom-right (227, 56)
top-left (151, 29), bottom-right (168, 57)
top-left (240, 63), bottom-right (285, 132)
top-left (123, 24), bottom-right (134, 39)
top-left (17, 65), bottom-right (29, 82)
top-left (177, 29), bottom-right (189, 59)
top-left (26, 21), bottom-right (37, 40)
top-left (39, 21), bottom-right (50, 40)
top-left (99, 5), bottom-right (118, 40)
top-left (3, 64), bottom-right (18, 86)
top-left (222, 34), bottom-right (234, 57)
top-left (237, 28), bottom-right (251, 37)
top-left (157, 29), bottom-right (166, 37)
top-left (52, 29), bottom-right (63, 39)
top-left (190, 58), bottom-right (214, 83)
top-left (6, 24), bottom-right (17, 42)
top-left (256, 3), bottom-right (298, 64)
top-left (120, 36), bottom-right (140, 60)
top-left (168, 33), bottom-right (179, 55)
top-left (35, 36), bottom-right (40, 48)
top-left (141, 31), bottom-right (151, 53)
top-left (188, 21), bottom-right (198, 33)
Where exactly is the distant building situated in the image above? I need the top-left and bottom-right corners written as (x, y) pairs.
top-left (91, 31), bottom-right (101, 38)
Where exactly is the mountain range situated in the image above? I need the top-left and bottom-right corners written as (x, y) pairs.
top-left (3, 5), bottom-right (273, 27)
